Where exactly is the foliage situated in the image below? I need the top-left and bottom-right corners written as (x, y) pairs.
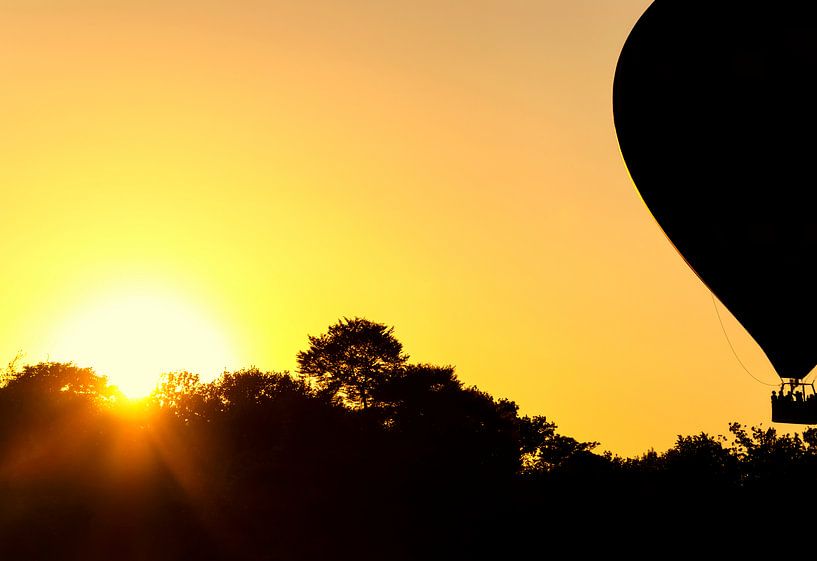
top-left (2, 361), bottom-right (115, 398)
top-left (518, 414), bottom-right (599, 473)
top-left (4, 318), bottom-right (817, 558)
top-left (149, 370), bottom-right (207, 423)
top-left (296, 317), bottom-right (408, 409)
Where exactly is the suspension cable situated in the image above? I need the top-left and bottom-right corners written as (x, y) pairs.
top-left (711, 294), bottom-right (779, 387)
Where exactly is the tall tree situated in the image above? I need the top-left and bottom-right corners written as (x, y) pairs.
top-left (296, 317), bottom-right (408, 409)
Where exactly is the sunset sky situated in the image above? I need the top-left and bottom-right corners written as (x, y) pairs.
top-left (0, 0), bottom-right (789, 456)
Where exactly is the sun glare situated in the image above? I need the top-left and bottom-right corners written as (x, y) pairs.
top-left (48, 289), bottom-right (236, 398)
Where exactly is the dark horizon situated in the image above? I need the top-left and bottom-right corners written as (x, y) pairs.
top-left (1, 317), bottom-right (814, 559)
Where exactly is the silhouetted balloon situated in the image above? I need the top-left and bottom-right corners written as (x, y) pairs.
top-left (614, 1), bottom-right (817, 379)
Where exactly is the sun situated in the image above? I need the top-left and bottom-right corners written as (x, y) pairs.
top-left (48, 288), bottom-right (237, 398)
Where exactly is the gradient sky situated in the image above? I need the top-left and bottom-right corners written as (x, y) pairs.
top-left (0, 0), bottom-right (789, 455)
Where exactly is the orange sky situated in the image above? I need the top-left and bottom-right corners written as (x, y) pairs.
top-left (0, 0), bottom-right (788, 455)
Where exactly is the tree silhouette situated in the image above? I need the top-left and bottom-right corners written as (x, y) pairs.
top-left (517, 414), bottom-right (600, 474)
top-left (2, 361), bottom-right (114, 398)
top-left (296, 317), bottom-right (408, 409)
top-left (6, 321), bottom-right (817, 558)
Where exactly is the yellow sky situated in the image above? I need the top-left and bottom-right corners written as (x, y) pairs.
top-left (0, 0), bottom-right (787, 455)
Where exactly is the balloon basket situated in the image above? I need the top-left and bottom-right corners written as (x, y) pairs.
top-left (771, 381), bottom-right (817, 425)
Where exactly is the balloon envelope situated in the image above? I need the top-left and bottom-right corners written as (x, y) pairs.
top-left (614, 0), bottom-right (817, 379)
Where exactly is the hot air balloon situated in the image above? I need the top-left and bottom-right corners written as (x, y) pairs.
top-left (613, 0), bottom-right (817, 423)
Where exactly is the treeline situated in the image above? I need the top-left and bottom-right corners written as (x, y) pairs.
top-left (0, 318), bottom-right (813, 559)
